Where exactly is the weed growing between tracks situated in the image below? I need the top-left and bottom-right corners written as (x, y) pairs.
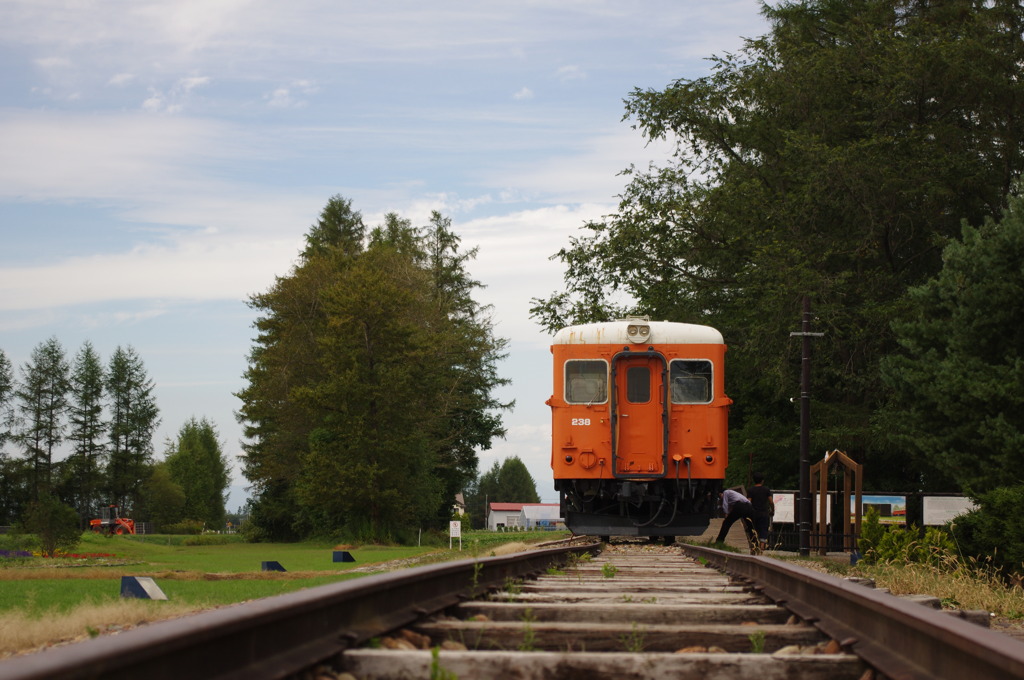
top-left (748, 629), bottom-right (766, 653)
top-left (430, 646), bottom-right (458, 680)
top-left (519, 608), bottom-right (537, 651)
top-left (619, 622), bottom-right (646, 653)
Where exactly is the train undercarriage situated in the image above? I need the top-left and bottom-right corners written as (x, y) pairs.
top-left (556, 477), bottom-right (722, 538)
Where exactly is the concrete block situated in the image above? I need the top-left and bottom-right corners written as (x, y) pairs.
top-left (120, 576), bottom-right (168, 600)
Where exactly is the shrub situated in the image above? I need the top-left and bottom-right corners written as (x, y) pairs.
top-left (858, 506), bottom-right (886, 561)
top-left (17, 495), bottom-right (80, 557)
top-left (182, 534), bottom-right (233, 546)
top-left (162, 519), bottom-right (205, 535)
top-left (859, 505), bottom-right (956, 566)
top-left (952, 485), bottom-right (1024, 577)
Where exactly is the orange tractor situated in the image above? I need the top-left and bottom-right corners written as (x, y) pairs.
top-left (89, 505), bottom-right (136, 536)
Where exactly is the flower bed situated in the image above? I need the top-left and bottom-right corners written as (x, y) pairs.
top-left (0, 549), bottom-right (118, 559)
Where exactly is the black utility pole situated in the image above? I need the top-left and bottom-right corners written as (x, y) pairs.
top-left (790, 297), bottom-right (823, 556)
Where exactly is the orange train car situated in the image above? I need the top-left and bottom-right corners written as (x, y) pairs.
top-left (549, 317), bottom-right (731, 539)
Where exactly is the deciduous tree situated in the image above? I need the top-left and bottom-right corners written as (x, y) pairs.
top-left (532, 0), bottom-right (1024, 490)
top-left (139, 462), bottom-right (186, 532)
top-left (19, 493), bottom-right (80, 557)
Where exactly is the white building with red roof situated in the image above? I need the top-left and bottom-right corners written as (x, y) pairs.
top-left (487, 502), bottom-right (562, 531)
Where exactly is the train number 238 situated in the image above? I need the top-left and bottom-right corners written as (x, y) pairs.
top-left (571, 418), bottom-right (591, 426)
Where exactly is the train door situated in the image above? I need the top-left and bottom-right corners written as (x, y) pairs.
top-left (612, 353), bottom-right (666, 477)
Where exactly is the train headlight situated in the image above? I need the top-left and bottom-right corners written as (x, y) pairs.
top-left (626, 323), bottom-right (650, 343)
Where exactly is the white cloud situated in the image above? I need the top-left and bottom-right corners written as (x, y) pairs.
top-left (142, 92), bottom-right (165, 112)
top-left (263, 80), bottom-right (317, 108)
top-left (555, 65), bottom-right (585, 81)
top-left (483, 125), bottom-right (676, 205)
top-left (0, 237), bottom-right (299, 312)
top-left (177, 76), bottom-right (210, 92)
top-left (34, 56), bottom-right (73, 70)
top-left (513, 86), bottom-right (534, 100)
top-left (138, 77), bottom-right (210, 113)
top-left (108, 73), bottom-right (135, 86)
top-left (265, 87), bottom-right (305, 109)
top-left (0, 109), bottom-right (234, 201)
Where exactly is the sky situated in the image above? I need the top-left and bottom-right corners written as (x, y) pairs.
top-left (0, 1), bottom-right (769, 512)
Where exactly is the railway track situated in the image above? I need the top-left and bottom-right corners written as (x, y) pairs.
top-left (343, 542), bottom-right (864, 680)
top-left (4, 539), bottom-right (1024, 680)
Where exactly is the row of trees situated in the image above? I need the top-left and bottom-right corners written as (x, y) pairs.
top-left (0, 340), bottom-right (158, 523)
top-left (0, 341), bottom-right (230, 531)
top-left (237, 198), bottom-right (511, 542)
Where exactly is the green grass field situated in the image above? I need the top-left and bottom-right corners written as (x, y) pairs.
top-left (0, 530), bottom-right (568, 617)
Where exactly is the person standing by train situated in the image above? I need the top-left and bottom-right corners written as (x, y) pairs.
top-left (714, 488), bottom-right (756, 549)
top-left (747, 472), bottom-right (774, 553)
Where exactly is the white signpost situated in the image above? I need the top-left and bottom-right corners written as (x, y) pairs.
top-left (449, 520), bottom-right (462, 550)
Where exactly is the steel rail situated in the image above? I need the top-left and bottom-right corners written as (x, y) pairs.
top-left (0, 542), bottom-right (596, 680)
top-left (683, 544), bottom-right (1024, 680)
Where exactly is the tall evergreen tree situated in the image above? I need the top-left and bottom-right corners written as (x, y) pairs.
top-left (237, 197), bottom-right (367, 538)
top-left (293, 239), bottom-right (448, 538)
top-left (165, 417), bottom-right (229, 528)
top-left (473, 457), bottom-right (540, 506)
top-left (238, 197), bottom-right (509, 541)
top-left (105, 346), bottom-right (159, 513)
top-left (532, 0), bottom-right (1024, 490)
top-left (301, 194), bottom-right (366, 262)
top-left (15, 338), bottom-right (70, 499)
top-left (64, 342), bottom-right (106, 519)
top-left (882, 191), bottom-right (1024, 495)
top-left (0, 453), bottom-right (31, 525)
top-left (422, 212), bottom-right (511, 525)
top-left (0, 350), bottom-right (29, 523)
top-left (0, 349), bottom-right (14, 455)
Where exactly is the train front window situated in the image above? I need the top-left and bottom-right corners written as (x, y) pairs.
top-left (670, 360), bottom-right (713, 404)
top-left (626, 366), bottom-right (650, 403)
top-left (565, 360), bottom-right (608, 404)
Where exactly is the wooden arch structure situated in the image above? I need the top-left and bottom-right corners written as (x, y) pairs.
top-left (810, 449), bottom-right (863, 555)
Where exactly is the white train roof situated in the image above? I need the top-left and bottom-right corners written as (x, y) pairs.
top-left (552, 319), bottom-right (724, 345)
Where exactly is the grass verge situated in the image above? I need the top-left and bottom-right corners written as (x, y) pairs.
top-left (782, 553), bottom-right (1024, 621)
top-left (0, 530), bottom-right (569, 656)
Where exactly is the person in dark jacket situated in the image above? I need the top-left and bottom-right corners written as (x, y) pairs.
top-left (714, 488), bottom-right (756, 548)
top-left (747, 472), bottom-right (774, 553)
